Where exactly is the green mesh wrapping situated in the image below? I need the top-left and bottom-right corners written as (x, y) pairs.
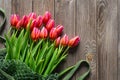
top-left (0, 49), bottom-right (58, 80)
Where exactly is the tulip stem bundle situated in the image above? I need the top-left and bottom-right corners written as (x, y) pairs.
top-left (5, 26), bottom-right (70, 76)
top-left (1, 11), bottom-right (90, 80)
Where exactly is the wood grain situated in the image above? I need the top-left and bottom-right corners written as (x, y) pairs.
top-left (54, 0), bottom-right (76, 79)
top-left (118, 0), bottom-right (120, 80)
top-left (96, 0), bottom-right (118, 80)
top-left (32, 0), bottom-right (54, 18)
top-left (0, 0), bottom-right (11, 48)
top-left (0, 0), bottom-right (11, 35)
top-left (11, 0), bottom-right (32, 16)
top-left (76, 0), bottom-right (97, 80)
top-left (0, 0), bottom-right (119, 80)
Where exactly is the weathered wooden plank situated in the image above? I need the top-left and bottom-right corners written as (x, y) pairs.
top-left (0, 0), bottom-right (11, 48)
top-left (118, 0), bottom-right (120, 80)
top-left (76, 0), bottom-right (97, 80)
top-left (0, 0), bottom-right (11, 35)
top-left (32, 0), bottom-right (54, 18)
top-left (55, 0), bottom-right (76, 79)
top-left (0, 0), bottom-right (119, 80)
top-left (11, 0), bottom-right (32, 17)
top-left (96, 0), bottom-right (118, 80)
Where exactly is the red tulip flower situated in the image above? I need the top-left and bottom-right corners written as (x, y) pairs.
top-left (30, 19), bottom-right (37, 31)
top-left (28, 12), bottom-right (37, 20)
top-left (10, 14), bottom-right (20, 27)
top-left (40, 27), bottom-right (48, 39)
top-left (16, 21), bottom-right (21, 29)
top-left (68, 36), bottom-right (80, 47)
top-left (28, 12), bottom-right (37, 24)
top-left (31, 27), bottom-right (40, 41)
top-left (55, 37), bottom-right (60, 47)
top-left (49, 28), bottom-right (58, 40)
top-left (60, 34), bottom-right (69, 46)
top-left (36, 15), bottom-right (43, 28)
top-left (46, 19), bottom-right (55, 32)
top-left (42, 11), bottom-right (51, 25)
top-left (20, 15), bottom-right (29, 28)
top-left (56, 25), bottom-right (64, 35)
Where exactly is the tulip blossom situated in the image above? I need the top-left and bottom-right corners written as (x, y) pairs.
top-left (7, 12), bottom-right (82, 79)
top-left (42, 11), bottom-right (51, 25)
top-left (10, 14), bottom-right (20, 26)
top-left (31, 27), bottom-right (40, 41)
top-left (28, 12), bottom-right (37, 20)
top-left (36, 15), bottom-right (43, 28)
top-left (60, 34), bottom-right (69, 46)
top-left (56, 25), bottom-right (64, 35)
top-left (16, 21), bottom-right (21, 29)
top-left (49, 28), bottom-right (58, 40)
top-left (30, 19), bottom-right (37, 31)
top-left (27, 12), bottom-right (37, 24)
top-left (40, 27), bottom-right (48, 39)
top-left (68, 36), bottom-right (80, 47)
top-left (55, 37), bottom-right (60, 47)
top-left (46, 19), bottom-right (55, 32)
top-left (20, 15), bottom-right (29, 28)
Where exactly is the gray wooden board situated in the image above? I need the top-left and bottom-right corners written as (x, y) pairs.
top-left (0, 0), bottom-right (119, 80)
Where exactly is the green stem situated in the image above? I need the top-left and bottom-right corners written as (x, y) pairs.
top-left (43, 48), bottom-right (58, 76)
top-left (50, 54), bottom-right (68, 73)
top-left (40, 44), bottom-right (54, 74)
top-left (58, 65), bottom-right (75, 78)
top-left (62, 46), bottom-right (70, 56)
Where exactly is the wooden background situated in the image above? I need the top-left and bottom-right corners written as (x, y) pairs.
top-left (0, 0), bottom-right (119, 80)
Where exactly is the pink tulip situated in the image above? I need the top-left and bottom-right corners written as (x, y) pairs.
top-left (49, 28), bottom-right (58, 40)
top-left (28, 12), bottom-right (37, 20)
top-left (30, 19), bottom-right (37, 31)
top-left (60, 34), bottom-right (69, 46)
top-left (68, 36), bottom-right (80, 47)
top-left (20, 15), bottom-right (29, 28)
top-left (46, 19), bottom-right (55, 32)
top-left (56, 25), bottom-right (64, 35)
top-left (40, 27), bottom-right (48, 39)
top-left (55, 37), bottom-right (60, 47)
top-left (36, 15), bottom-right (43, 28)
top-left (10, 14), bottom-right (20, 27)
top-left (42, 11), bottom-right (51, 25)
top-left (16, 21), bottom-right (21, 29)
top-left (31, 27), bottom-right (40, 41)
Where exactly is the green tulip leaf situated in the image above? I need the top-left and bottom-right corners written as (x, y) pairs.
top-left (62, 60), bottom-right (90, 80)
top-left (0, 8), bottom-right (6, 33)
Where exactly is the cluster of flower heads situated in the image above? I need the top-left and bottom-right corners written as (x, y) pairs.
top-left (10, 11), bottom-right (80, 47)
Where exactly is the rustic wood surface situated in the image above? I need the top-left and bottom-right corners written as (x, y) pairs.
top-left (0, 0), bottom-right (119, 80)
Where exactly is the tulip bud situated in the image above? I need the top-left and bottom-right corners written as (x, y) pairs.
top-left (55, 37), bottom-right (60, 47)
top-left (28, 12), bottom-right (37, 20)
top-left (46, 19), bottom-right (55, 32)
top-left (40, 27), bottom-right (48, 39)
top-left (30, 19), bottom-right (37, 31)
top-left (43, 11), bottom-right (51, 25)
top-left (16, 21), bottom-right (21, 29)
top-left (68, 36), bottom-right (80, 47)
top-left (10, 14), bottom-right (20, 27)
top-left (31, 27), bottom-right (40, 41)
top-left (36, 15), bottom-right (43, 28)
top-left (49, 28), bottom-right (58, 40)
top-left (56, 25), bottom-right (64, 35)
top-left (20, 15), bottom-right (29, 28)
top-left (60, 34), bottom-right (69, 46)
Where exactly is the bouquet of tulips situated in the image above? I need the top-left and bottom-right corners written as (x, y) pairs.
top-left (0, 8), bottom-right (90, 80)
